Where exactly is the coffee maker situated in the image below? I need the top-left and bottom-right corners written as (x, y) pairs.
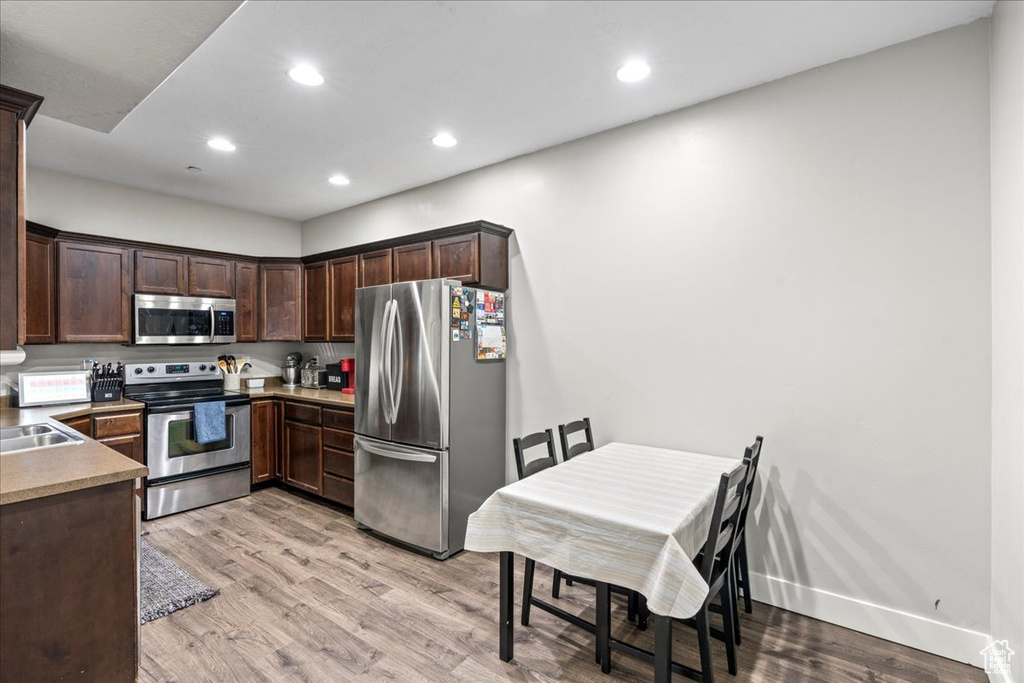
top-left (326, 358), bottom-right (355, 394)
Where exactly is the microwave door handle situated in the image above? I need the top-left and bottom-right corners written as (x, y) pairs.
top-left (208, 304), bottom-right (216, 344)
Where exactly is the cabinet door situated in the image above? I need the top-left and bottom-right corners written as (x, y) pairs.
top-left (328, 256), bottom-right (358, 342)
top-left (251, 399), bottom-right (278, 484)
top-left (303, 262), bottom-right (328, 341)
top-left (0, 109), bottom-right (19, 351)
top-left (24, 233), bottom-right (54, 344)
top-left (234, 261), bottom-right (258, 342)
top-left (188, 256), bottom-right (234, 298)
top-left (283, 420), bottom-right (322, 494)
top-left (359, 249), bottom-right (393, 287)
top-left (259, 263), bottom-right (302, 341)
top-left (134, 249), bottom-right (186, 295)
top-left (433, 234), bottom-right (479, 284)
top-left (393, 241), bottom-right (433, 283)
top-left (57, 241), bottom-right (131, 343)
top-left (274, 400), bottom-right (284, 479)
top-left (60, 415), bottom-right (93, 439)
top-left (97, 434), bottom-right (144, 464)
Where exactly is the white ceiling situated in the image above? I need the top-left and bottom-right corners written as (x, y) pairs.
top-left (0, 0), bottom-right (242, 132)
top-left (8, 0), bottom-right (995, 222)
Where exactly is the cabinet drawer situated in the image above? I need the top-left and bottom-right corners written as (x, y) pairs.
top-left (323, 427), bottom-right (353, 451)
top-left (323, 447), bottom-right (354, 479)
top-left (284, 402), bottom-right (321, 425)
top-left (322, 408), bottom-right (354, 431)
top-left (323, 473), bottom-right (354, 507)
top-left (93, 411), bottom-right (142, 438)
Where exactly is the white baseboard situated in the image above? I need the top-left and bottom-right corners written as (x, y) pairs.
top-left (749, 572), bottom-right (991, 669)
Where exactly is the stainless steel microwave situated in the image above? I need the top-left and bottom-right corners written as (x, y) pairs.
top-left (133, 294), bottom-right (236, 345)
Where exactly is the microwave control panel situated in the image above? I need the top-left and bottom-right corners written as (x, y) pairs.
top-left (214, 311), bottom-right (234, 336)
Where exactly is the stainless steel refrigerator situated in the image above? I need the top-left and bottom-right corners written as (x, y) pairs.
top-left (354, 278), bottom-right (506, 559)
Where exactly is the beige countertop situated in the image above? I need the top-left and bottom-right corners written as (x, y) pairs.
top-left (237, 384), bottom-right (355, 408)
top-left (0, 399), bottom-right (148, 506)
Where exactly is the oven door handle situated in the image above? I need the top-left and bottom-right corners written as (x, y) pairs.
top-left (146, 400), bottom-right (251, 415)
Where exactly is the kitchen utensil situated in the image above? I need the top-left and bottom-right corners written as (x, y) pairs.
top-left (218, 360), bottom-right (229, 374)
top-left (281, 365), bottom-right (301, 387)
top-left (239, 362), bottom-right (252, 373)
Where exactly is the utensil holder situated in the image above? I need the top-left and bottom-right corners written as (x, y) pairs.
top-left (223, 374), bottom-right (241, 392)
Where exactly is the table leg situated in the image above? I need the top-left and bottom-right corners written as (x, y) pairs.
top-left (500, 551), bottom-right (514, 662)
top-left (654, 614), bottom-right (672, 683)
top-left (596, 581), bottom-right (611, 673)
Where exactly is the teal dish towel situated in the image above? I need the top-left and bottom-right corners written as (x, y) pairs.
top-left (194, 401), bottom-right (226, 444)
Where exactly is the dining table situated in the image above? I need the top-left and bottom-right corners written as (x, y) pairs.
top-left (464, 441), bottom-right (742, 682)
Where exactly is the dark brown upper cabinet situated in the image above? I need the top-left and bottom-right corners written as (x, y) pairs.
top-left (1, 85), bottom-right (43, 350)
top-left (234, 261), bottom-right (258, 342)
top-left (329, 256), bottom-right (358, 342)
top-left (134, 250), bottom-right (186, 295)
top-left (303, 261), bottom-right (328, 341)
top-left (393, 241), bottom-right (433, 283)
top-left (433, 232), bottom-right (508, 290)
top-left (23, 232), bottom-right (55, 344)
top-left (188, 256), bottom-right (234, 298)
top-left (259, 262), bottom-right (302, 341)
top-left (359, 248), bottom-right (393, 287)
top-left (57, 241), bottom-right (131, 343)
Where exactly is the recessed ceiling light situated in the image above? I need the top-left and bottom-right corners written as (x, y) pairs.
top-left (207, 138), bottom-right (236, 152)
top-left (616, 60), bottom-right (651, 83)
top-left (432, 132), bottom-right (457, 148)
top-left (288, 64), bottom-right (324, 87)
top-left (328, 174), bottom-right (350, 186)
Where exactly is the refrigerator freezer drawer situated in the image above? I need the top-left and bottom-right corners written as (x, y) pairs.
top-left (354, 435), bottom-right (448, 556)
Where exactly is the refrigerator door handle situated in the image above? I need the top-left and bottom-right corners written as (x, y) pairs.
top-left (380, 298), bottom-right (395, 424)
top-left (390, 300), bottom-right (403, 423)
top-left (354, 436), bottom-right (439, 463)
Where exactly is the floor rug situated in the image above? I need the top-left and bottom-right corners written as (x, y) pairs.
top-left (139, 537), bottom-right (219, 624)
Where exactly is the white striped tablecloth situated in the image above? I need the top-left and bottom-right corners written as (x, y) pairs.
top-left (464, 442), bottom-right (741, 619)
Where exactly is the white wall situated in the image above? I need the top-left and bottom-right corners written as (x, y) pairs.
top-left (25, 167), bottom-right (301, 257)
top-left (303, 23), bottom-right (993, 664)
top-left (989, 2), bottom-right (1024, 681)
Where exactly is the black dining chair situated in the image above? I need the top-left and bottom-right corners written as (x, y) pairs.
top-left (733, 435), bottom-right (763, 625)
top-left (632, 458), bottom-right (750, 681)
top-left (550, 417), bottom-right (595, 599)
top-left (513, 429), bottom-right (560, 627)
top-left (558, 417), bottom-right (595, 461)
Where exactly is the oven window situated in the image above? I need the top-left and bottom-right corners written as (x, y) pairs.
top-left (166, 415), bottom-right (234, 456)
top-left (138, 308), bottom-right (211, 338)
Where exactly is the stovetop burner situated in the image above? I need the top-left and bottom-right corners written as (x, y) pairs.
top-left (123, 360), bottom-right (250, 408)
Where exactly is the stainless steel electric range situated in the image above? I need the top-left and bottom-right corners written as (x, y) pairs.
top-left (124, 361), bottom-right (251, 519)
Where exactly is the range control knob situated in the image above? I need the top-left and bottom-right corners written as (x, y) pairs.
top-left (198, 364), bottom-right (206, 371)
top-left (133, 367), bottom-right (143, 375)
top-left (146, 366), bottom-right (156, 373)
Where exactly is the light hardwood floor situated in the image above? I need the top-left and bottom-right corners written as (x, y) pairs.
top-left (140, 487), bottom-right (987, 683)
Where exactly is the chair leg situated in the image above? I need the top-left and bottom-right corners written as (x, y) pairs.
top-left (730, 556), bottom-right (742, 646)
top-left (696, 607), bottom-right (715, 683)
top-left (521, 558), bottom-right (536, 626)
top-left (551, 569), bottom-right (562, 598)
top-left (739, 538), bottom-right (753, 614)
top-left (720, 583), bottom-right (737, 675)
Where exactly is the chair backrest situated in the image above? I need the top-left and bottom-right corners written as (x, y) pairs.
top-left (513, 429), bottom-right (558, 480)
top-left (736, 435), bottom-right (763, 538)
top-left (557, 417), bottom-right (594, 461)
top-left (697, 459), bottom-right (750, 583)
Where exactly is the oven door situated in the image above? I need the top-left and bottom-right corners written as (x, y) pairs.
top-left (146, 401), bottom-right (251, 481)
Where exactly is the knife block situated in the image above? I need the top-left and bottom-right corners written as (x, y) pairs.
top-left (90, 383), bottom-right (122, 403)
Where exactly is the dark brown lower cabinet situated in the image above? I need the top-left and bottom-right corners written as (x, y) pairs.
top-left (97, 434), bottom-right (144, 463)
top-left (284, 419), bottom-right (322, 495)
top-left (1, 481), bottom-right (138, 682)
top-left (251, 399), bottom-right (279, 484)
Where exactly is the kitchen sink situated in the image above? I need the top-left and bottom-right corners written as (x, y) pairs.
top-left (0, 423), bottom-right (85, 455)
